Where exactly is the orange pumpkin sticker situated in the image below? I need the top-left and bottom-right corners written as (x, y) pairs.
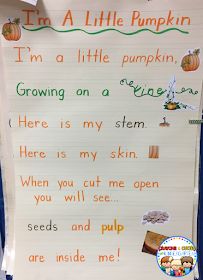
top-left (181, 49), bottom-right (200, 72)
top-left (2, 18), bottom-right (21, 41)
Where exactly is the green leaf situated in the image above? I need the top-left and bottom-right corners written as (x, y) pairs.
top-left (13, 18), bottom-right (20, 25)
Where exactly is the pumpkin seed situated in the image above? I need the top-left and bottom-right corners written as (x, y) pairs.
top-left (142, 210), bottom-right (169, 224)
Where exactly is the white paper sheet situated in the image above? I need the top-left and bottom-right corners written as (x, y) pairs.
top-left (20, 0), bottom-right (38, 6)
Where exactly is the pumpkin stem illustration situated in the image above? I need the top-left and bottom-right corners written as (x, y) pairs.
top-left (163, 117), bottom-right (166, 124)
top-left (8, 18), bottom-right (11, 23)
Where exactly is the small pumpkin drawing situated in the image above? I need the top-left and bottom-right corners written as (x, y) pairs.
top-left (164, 102), bottom-right (180, 110)
top-left (181, 49), bottom-right (200, 72)
top-left (2, 18), bottom-right (21, 41)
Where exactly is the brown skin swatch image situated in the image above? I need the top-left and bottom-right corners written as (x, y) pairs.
top-left (142, 231), bottom-right (168, 256)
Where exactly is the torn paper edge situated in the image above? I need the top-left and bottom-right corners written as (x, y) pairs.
top-left (0, 38), bottom-right (16, 275)
top-left (192, 81), bottom-right (203, 280)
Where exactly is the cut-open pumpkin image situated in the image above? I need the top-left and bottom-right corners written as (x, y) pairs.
top-left (181, 49), bottom-right (200, 72)
top-left (2, 18), bottom-right (21, 41)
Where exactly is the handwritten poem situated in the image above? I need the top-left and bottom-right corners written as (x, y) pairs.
top-left (0, 0), bottom-right (203, 279)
